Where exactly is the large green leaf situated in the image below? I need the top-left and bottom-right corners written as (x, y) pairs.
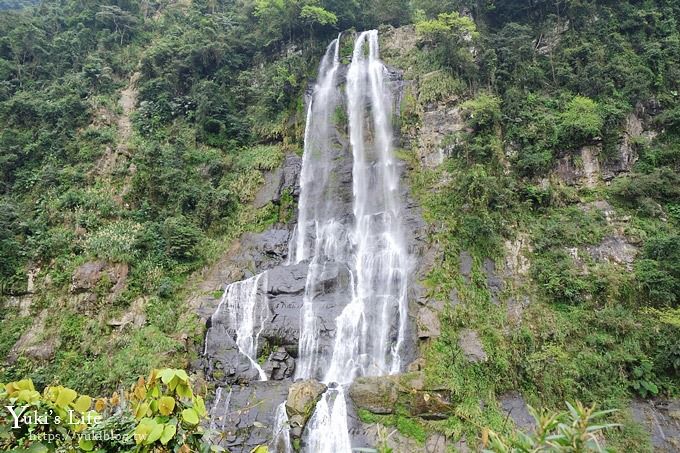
top-left (158, 396), bottom-right (176, 416)
top-left (181, 408), bottom-right (199, 425)
top-left (55, 387), bottom-right (78, 408)
top-left (134, 418), bottom-right (164, 445)
top-left (160, 423), bottom-right (177, 445)
top-left (74, 395), bottom-right (92, 413)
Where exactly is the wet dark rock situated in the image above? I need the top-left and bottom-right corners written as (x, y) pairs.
top-left (266, 263), bottom-right (308, 295)
top-left (238, 229), bottom-right (292, 270)
top-left (458, 329), bottom-right (487, 363)
top-left (204, 327), bottom-right (261, 385)
top-left (349, 376), bottom-right (399, 414)
top-left (499, 392), bottom-right (535, 431)
top-left (211, 381), bottom-right (291, 453)
top-left (631, 399), bottom-right (680, 452)
top-left (263, 347), bottom-right (295, 380)
top-left (483, 258), bottom-right (504, 305)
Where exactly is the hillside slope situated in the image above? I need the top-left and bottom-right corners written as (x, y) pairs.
top-left (0, 1), bottom-right (678, 451)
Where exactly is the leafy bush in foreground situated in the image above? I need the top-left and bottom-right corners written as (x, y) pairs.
top-left (0, 368), bottom-right (214, 453)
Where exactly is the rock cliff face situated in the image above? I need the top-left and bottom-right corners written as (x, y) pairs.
top-left (189, 25), bottom-right (674, 452)
top-left (194, 36), bottom-right (428, 451)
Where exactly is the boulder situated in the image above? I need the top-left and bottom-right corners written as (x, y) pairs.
top-left (499, 392), bottom-right (535, 431)
top-left (263, 347), bottom-right (296, 380)
top-left (286, 380), bottom-right (327, 424)
top-left (349, 376), bottom-right (399, 414)
top-left (458, 329), bottom-right (487, 363)
top-left (417, 305), bottom-right (441, 339)
top-left (409, 390), bottom-right (454, 420)
top-left (70, 261), bottom-right (128, 300)
top-left (210, 381), bottom-right (291, 453)
top-left (71, 261), bottom-right (107, 293)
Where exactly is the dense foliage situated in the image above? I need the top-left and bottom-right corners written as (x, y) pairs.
top-left (0, 0), bottom-right (679, 450)
top-left (0, 368), bottom-right (212, 452)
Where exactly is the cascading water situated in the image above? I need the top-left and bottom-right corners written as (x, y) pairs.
top-left (295, 30), bottom-right (410, 452)
top-left (208, 29), bottom-right (409, 453)
top-left (292, 35), bottom-right (354, 381)
top-left (206, 273), bottom-right (269, 381)
top-left (209, 387), bottom-right (233, 431)
top-left (270, 402), bottom-right (293, 453)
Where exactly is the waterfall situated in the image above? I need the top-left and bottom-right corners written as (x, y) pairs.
top-left (206, 273), bottom-right (269, 381)
top-left (209, 386), bottom-right (233, 431)
top-left (299, 30), bottom-right (410, 452)
top-left (294, 35), bottom-right (352, 380)
top-left (207, 29), bottom-right (409, 452)
top-left (270, 402), bottom-right (293, 453)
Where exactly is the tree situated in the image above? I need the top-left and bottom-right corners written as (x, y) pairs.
top-left (416, 11), bottom-right (480, 80)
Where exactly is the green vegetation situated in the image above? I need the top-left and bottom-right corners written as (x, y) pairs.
top-left (0, 368), bottom-right (211, 452)
top-left (1, 0), bottom-right (679, 451)
top-left (485, 402), bottom-right (618, 452)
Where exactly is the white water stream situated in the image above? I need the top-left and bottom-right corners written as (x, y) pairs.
top-left (208, 30), bottom-right (409, 453)
top-left (291, 30), bottom-right (409, 452)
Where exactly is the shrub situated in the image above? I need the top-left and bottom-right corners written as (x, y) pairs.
top-left (460, 93), bottom-right (502, 131)
top-left (0, 368), bottom-right (212, 452)
top-left (636, 234), bottom-right (680, 307)
top-left (85, 220), bottom-right (144, 263)
top-left (558, 96), bottom-right (603, 147)
top-left (484, 401), bottom-right (617, 452)
top-left (161, 216), bottom-right (203, 262)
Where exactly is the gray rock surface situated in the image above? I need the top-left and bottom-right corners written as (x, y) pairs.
top-left (631, 399), bottom-right (680, 452)
top-left (460, 251), bottom-right (473, 283)
top-left (499, 392), bottom-right (535, 431)
top-left (253, 166), bottom-right (283, 208)
top-left (210, 381), bottom-right (291, 453)
top-left (279, 154), bottom-right (302, 199)
top-left (458, 329), bottom-right (487, 363)
top-left (483, 258), bottom-right (503, 304)
top-left (587, 235), bottom-right (638, 268)
top-left (555, 145), bottom-right (601, 187)
top-left (417, 305), bottom-right (441, 339)
top-left (349, 376), bottom-right (399, 414)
